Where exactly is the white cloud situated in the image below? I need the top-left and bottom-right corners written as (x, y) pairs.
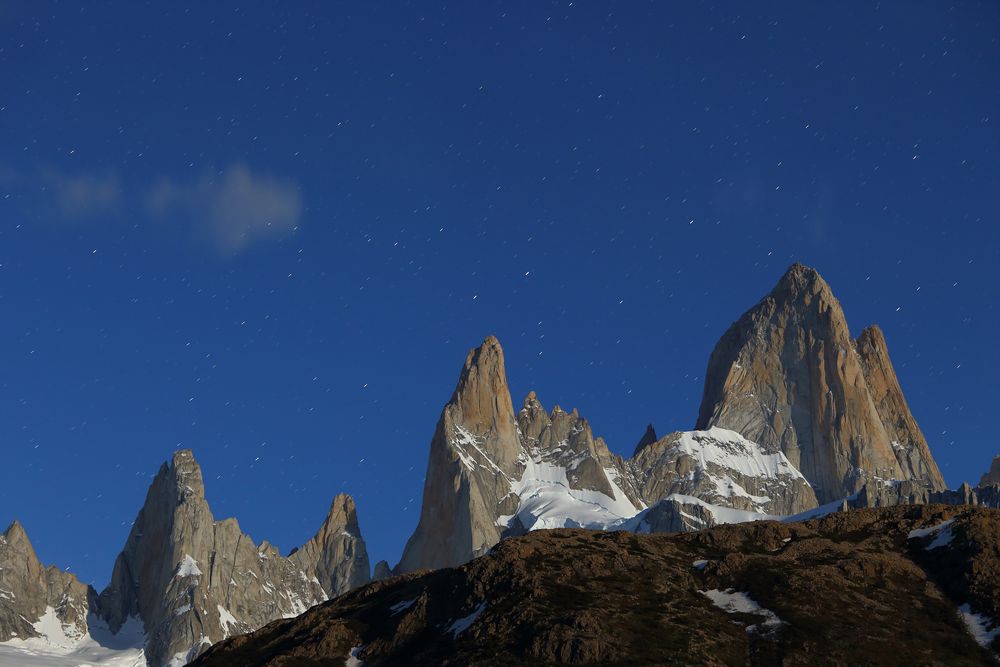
top-left (147, 164), bottom-right (303, 254)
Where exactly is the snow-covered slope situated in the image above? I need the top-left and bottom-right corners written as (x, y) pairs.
top-left (498, 426), bottom-right (820, 538)
top-left (0, 613), bottom-right (145, 667)
top-left (500, 446), bottom-right (640, 532)
top-left (630, 427), bottom-right (818, 515)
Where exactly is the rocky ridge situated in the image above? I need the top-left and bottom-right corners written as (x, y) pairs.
top-left (193, 505), bottom-right (1000, 666)
top-left (0, 451), bottom-right (371, 667)
top-left (0, 521), bottom-right (94, 645)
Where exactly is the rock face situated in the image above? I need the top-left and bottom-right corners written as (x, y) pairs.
top-left (696, 263), bottom-right (945, 502)
top-left (0, 521), bottom-right (94, 644)
top-left (96, 450), bottom-right (368, 667)
top-left (289, 494), bottom-right (370, 598)
top-left (854, 325), bottom-right (946, 488)
top-left (193, 505), bottom-right (1000, 666)
top-left (397, 336), bottom-right (526, 573)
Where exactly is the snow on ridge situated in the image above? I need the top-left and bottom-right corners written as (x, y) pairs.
top-left (499, 450), bottom-right (639, 532)
top-left (673, 427), bottom-right (807, 482)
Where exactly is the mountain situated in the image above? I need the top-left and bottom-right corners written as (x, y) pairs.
top-left (397, 333), bottom-right (825, 573)
top-left (0, 521), bottom-right (94, 645)
top-left (696, 263), bottom-right (945, 502)
top-left (192, 504), bottom-right (1000, 666)
top-left (396, 264), bottom-right (954, 572)
top-left (0, 450), bottom-right (371, 667)
top-left (96, 450), bottom-right (329, 666)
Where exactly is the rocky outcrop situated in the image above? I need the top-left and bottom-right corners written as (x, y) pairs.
top-left (371, 561), bottom-right (393, 582)
top-left (0, 521), bottom-right (94, 644)
top-left (96, 450), bottom-right (365, 667)
top-left (696, 263), bottom-right (944, 502)
top-left (980, 456), bottom-right (1000, 487)
top-left (289, 494), bottom-right (370, 599)
top-left (630, 427), bottom-right (818, 515)
top-left (193, 505), bottom-right (1000, 666)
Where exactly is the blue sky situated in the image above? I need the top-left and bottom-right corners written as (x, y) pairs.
top-left (1, 1), bottom-right (997, 586)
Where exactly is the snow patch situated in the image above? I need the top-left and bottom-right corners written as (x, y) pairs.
top-left (700, 589), bottom-right (783, 631)
top-left (217, 605), bottom-right (240, 639)
top-left (908, 519), bottom-right (956, 550)
top-left (345, 644), bottom-right (365, 666)
top-left (175, 554), bottom-right (202, 578)
top-left (958, 604), bottom-right (1000, 649)
top-left (390, 598), bottom-right (417, 615)
top-left (692, 560), bottom-right (708, 570)
top-left (447, 601), bottom-right (487, 638)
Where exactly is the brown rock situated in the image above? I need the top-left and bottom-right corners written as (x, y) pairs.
top-left (855, 324), bottom-right (946, 490)
top-left (0, 521), bottom-right (94, 644)
top-left (396, 336), bottom-right (525, 573)
top-left (696, 263), bottom-right (942, 502)
top-left (289, 493), bottom-right (370, 598)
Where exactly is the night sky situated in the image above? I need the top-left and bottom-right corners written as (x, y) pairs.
top-left (1, 1), bottom-right (998, 587)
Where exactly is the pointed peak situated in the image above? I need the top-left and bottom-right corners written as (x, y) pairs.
top-left (857, 324), bottom-right (887, 349)
top-left (633, 424), bottom-right (658, 456)
top-left (773, 262), bottom-right (832, 297)
top-left (157, 449), bottom-right (206, 500)
top-left (464, 335), bottom-right (504, 369)
top-left (372, 559), bottom-right (393, 581)
top-left (324, 494), bottom-right (361, 535)
top-left (523, 390), bottom-right (542, 408)
top-left (2, 519), bottom-right (27, 542)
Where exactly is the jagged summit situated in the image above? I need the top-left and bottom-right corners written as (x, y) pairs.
top-left (289, 493), bottom-right (370, 598)
top-left (696, 263), bottom-right (944, 502)
top-left (2, 520), bottom-right (26, 542)
top-left (94, 449), bottom-right (369, 666)
top-left (0, 519), bottom-right (93, 645)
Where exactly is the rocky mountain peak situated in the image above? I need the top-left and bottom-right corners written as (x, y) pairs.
top-left (397, 336), bottom-right (524, 573)
top-left (696, 263), bottom-right (943, 502)
top-left (289, 493), bottom-right (370, 598)
top-left (2, 520), bottom-right (27, 544)
top-left (97, 450), bottom-right (360, 666)
top-left (0, 520), bottom-right (93, 645)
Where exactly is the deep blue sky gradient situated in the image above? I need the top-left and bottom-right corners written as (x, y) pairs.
top-left (1, 1), bottom-right (998, 586)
